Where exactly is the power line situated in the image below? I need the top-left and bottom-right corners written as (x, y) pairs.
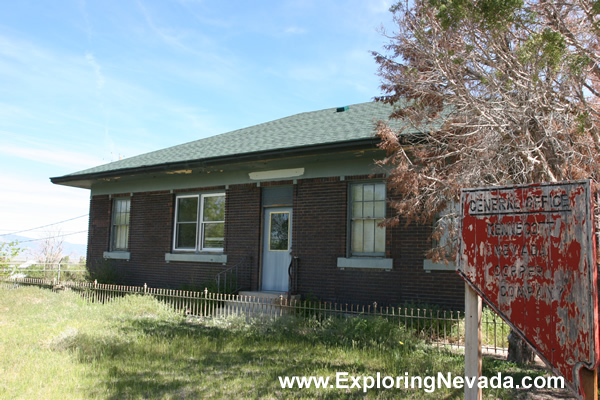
top-left (0, 215), bottom-right (88, 237)
top-left (16, 230), bottom-right (88, 243)
top-left (0, 229), bottom-right (86, 234)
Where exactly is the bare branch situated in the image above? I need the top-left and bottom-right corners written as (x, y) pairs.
top-left (374, 0), bottom-right (600, 260)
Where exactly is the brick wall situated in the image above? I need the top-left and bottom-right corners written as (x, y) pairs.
top-left (87, 178), bottom-right (464, 309)
top-left (87, 195), bottom-right (110, 277)
top-left (87, 186), bottom-right (260, 290)
top-left (224, 184), bottom-right (261, 289)
top-left (292, 176), bottom-right (465, 309)
top-left (293, 177), bottom-right (347, 299)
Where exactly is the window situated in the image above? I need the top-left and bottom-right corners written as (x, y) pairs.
top-left (174, 193), bottom-right (225, 252)
top-left (432, 210), bottom-right (456, 256)
top-left (350, 183), bottom-right (386, 256)
top-left (424, 203), bottom-right (457, 271)
top-left (269, 211), bottom-right (290, 251)
top-left (111, 198), bottom-right (130, 251)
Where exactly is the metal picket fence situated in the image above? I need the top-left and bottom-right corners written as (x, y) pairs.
top-left (0, 277), bottom-right (509, 353)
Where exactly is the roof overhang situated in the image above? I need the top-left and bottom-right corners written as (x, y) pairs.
top-left (50, 137), bottom-right (382, 189)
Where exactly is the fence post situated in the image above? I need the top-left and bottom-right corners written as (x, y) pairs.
top-left (204, 288), bottom-right (208, 317)
top-left (279, 294), bottom-right (284, 317)
top-left (144, 283), bottom-right (147, 294)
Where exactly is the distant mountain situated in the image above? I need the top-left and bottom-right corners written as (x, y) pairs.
top-left (1, 234), bottom-right (87, 261)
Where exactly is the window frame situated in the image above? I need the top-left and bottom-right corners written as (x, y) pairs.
top-left (110, 197), bottom-right (131, 252)
top-left (423, 203), bottom-right (458, 271)
top-left (268, 211), bottom-right (291, 252)
top-left (348, 181), bottom-right (386, 257)
top-left (173, 192), bottom-right (225, 253)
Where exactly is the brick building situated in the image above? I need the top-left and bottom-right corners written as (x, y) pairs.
top-left (51, 102), bottom-right (464, 308)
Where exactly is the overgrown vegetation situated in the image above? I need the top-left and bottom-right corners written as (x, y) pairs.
top-left (0, 286), bottom-right (567, 399)
top-left (0, 241), bottom-right (22, 274)
top-left (13, 263), bottom-right (87, 282)
top-left (374, 0), bottom-right (600, 256)
top-left (291, 298), bottom-right (508, 350)
top-left (86, 259), bottom-right (122, 284)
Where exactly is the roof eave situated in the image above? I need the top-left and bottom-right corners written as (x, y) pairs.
top-left (50, 137), bottom-right (382, 188)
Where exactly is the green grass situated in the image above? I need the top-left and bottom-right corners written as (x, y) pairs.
top-left (443, 307), bottom-right (510, 349)
top-left (0, 286), bottom-right (565, 399)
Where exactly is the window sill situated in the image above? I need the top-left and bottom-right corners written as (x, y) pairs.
top-left (104, 251), bottom-right (130, 261)
top-left (423, 259), bottom-right (455, 272)
top-left (165, 253), bottom-right (228, 264)
top-left (337, 257), bottom-right (393, 270)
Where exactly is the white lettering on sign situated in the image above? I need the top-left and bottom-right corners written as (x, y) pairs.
top-left (468, 194), bottom-right (570, 215)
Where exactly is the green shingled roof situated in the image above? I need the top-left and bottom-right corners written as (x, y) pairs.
top-left (58, 101), bottom-right (405, 179)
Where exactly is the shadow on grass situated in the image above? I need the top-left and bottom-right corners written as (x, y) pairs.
top-left (55, 313), bottom-right (561, 400)
top-left (66, 317), bottom-right (400, 399)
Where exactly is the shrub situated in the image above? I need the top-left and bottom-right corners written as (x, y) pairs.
top-left (86, 259), bottom-right (122, 284)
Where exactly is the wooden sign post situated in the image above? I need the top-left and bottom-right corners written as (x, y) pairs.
top-left (464, 283), bottom-right (482, 400)
top-left (457, 181), bottom-right (599, 398)
top-left (580, 368), bottom-right (598, 399)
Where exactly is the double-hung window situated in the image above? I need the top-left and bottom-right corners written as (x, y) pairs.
top-left (350, 183), bottom-right (386, 256)
top-left (174, 193), bottom-right (225, 252)
top-left (423, 203), bottom-right (457, 271)
top-left (111, 198), bottom-right (130, 251)
top-left (432, 204), bottom-right (457, 257)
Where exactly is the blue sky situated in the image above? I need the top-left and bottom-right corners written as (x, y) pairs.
top-left (0, 0), bottom-right (395, 249)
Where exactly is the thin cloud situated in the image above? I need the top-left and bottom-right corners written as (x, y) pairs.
top-left (134, 0), bottom-right (236, 71)
top-left (284, 26), bottom-right (307, 35)
top-left (0, 144), bottom-right (104, 169)
top-left (85, 52), bottom-right (105, 89)
top-left (0, 32), bottom-right (226, 161)
top-left (76, 0), bottom-right (93, 39)
top-left (0, 174), bottom-right (89, 245)
top-left (0, 175), bottom-right (87, 209)
top-left (136, 0), bottom-right (192, 52)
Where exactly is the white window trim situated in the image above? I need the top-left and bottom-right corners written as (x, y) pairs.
top-left (110, 197), bottom-right (130, 252)
top-left (173, 194), bottom-right (198, 252)
top-left (423, 259), bottom-right (455, 272)
top-left (349, 182), bottom-right (387, 257)
top-left (268, 211), bottom-right (291, 252)
top-left (173, 192), bottom-right (225, 252)
top-left (104, 251), bottom-right (131, 261)
top-left (165, 253), bottom-right (227, 264)
top-left (423, 203), bottom-right (458, 272)
top-left (199, 193), bottom-right (225, 252)
top-left (337, 257), bottom-right (393, 270)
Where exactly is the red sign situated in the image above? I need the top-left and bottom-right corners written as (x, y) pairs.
top-left (458, 181), bottom-right (599, 396)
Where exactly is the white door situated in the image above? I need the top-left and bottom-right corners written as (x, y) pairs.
top-left (261, 207), bottom-right (292, 292)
